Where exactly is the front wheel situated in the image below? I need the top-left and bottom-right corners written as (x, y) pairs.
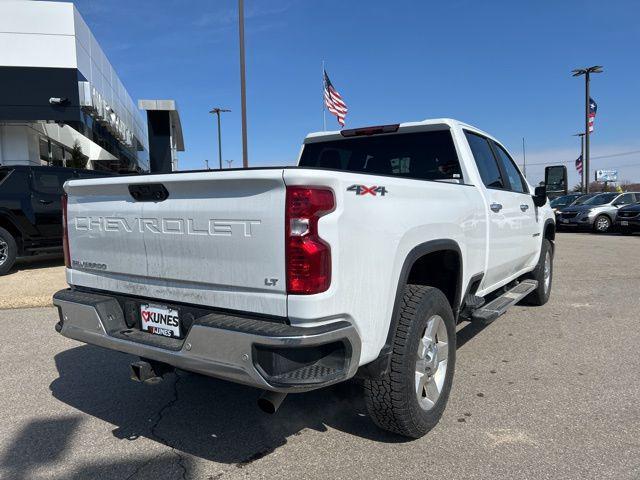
top-left (0, 227), bottom-right (18, 276)
top-left (523, 238), bottom-right (553, 306)
top-left (593, 215), bottom-right (612, 233)
top-left (364, 285), bottom-right (456, 438)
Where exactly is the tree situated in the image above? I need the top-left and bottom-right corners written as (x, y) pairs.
top-left (66, 141), bottom-right (88, 169)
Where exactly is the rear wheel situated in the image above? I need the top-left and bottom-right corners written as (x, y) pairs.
top-left (364, 285), bottom-right (456, 438)
top-left (0, 227), bottom-right (17, 276)
top-left (593, 215), bottom-right (612, 233)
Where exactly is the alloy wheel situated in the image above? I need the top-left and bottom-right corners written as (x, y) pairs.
top-left (543, 251), bottom-right (551, 294)
top-left (0, 238), bottom-right (7, 266)
top-left (595, 216), bottom-right (611, 232)
top-left (415, 314), bottom-right (448, 411)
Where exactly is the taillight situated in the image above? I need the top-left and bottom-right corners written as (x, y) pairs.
top-left (286, 186), bottom-right (335, 294)
top-left (62, 193), bottom-right (70, 268)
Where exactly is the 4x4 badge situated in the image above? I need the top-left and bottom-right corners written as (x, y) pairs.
top-left (347, 185), bottom-right (388, 196)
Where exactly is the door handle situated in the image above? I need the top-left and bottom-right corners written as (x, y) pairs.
top-left (38, 199), bottom-right (53, 205)
top-left (490, 203), bottom-right (502, 213)
top-left (520, 204), bottom-right (529, 212)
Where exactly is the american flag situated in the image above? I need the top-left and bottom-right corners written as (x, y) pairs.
top-left (588, 97), bottom-right (597, 133)
top-left (575, 154), bottom-right (583, 175)
top-left (323, 70), bottom-right (348, 127)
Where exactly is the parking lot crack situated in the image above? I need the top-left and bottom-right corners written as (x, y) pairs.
top-left (125, 372), bottom-right (189, 480)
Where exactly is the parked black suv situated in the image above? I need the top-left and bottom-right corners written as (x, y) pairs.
top-left (615, 202), bottom-right (640, 235)
top-left (0, 165), bottom-right (116, 275)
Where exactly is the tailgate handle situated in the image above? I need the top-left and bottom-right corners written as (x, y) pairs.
top-left (128, 184), bottom-right (169, 202)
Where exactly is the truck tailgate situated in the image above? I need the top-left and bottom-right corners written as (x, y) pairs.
top-left (65, 169), bottom-right (287, 316)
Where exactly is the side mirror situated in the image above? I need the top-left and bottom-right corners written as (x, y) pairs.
top-left (544, 165), bottom-right (568, 198)
top-left (533, 185), bottom-right (547, 207)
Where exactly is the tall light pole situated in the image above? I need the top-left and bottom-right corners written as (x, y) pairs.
top-left (238, 0), bottom-right (249, 168)
top-left (522, 137), bottom-right (527, 178)
top-left (209, 107), bottom-right (230, 170)
top-left (226, 159), bottom-right (234, 169)
top-left (572, 65), bottom-right (603, 193)
top-left (573, 132), bottom-right (585, 192)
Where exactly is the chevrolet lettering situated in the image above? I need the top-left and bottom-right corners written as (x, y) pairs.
top-left (74, 216), bottom-right (261, 237)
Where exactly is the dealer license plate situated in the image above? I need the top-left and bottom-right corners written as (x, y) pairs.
top-left (561, 219), bottom-right (569, 224)
top-left (621, 221), bottom-right (629, 226)
top-left (140, 304), bottom-right (181, 338)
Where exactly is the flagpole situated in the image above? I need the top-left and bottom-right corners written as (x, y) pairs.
top-left (322, 60), bottom-right (326, 131)
top-left (580, 133), bottom-right (585, 192)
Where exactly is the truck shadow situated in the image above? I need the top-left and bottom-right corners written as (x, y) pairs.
top-left (8, 254), bottom-right (64, 275)
top-left (49, 345), bottom-right (406, 466)
top-left (0, 415), bottom-right (191, 480)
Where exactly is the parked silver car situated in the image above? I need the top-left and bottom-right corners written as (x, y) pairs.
top-left (557, 192), bottom-right (640, 232)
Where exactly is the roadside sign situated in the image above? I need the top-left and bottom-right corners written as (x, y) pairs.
top-left (595, 169), bottom-right (618, 182)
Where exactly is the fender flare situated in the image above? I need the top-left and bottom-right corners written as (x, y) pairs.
top-left (358, 239), bottom-right (463, 378)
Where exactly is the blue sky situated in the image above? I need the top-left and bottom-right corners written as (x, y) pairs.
top-left (69, 0), bottom-right (640, 186)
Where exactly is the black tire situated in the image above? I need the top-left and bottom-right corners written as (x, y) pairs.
top-left (523, 238), bottom-right (553, 306)
top-left (593, 214), bottom-right (612, 233)
top-left (364, 285), bottom-right (456, 438)
top-left (0, 227), bottom-right (18, 276)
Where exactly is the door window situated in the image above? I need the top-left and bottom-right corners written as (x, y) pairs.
top-left (492, 143), bottom-right (528, 194)
top-left (464, 132), bottom-right (504, 189)
top-left (615, 193), bottom-right (634, 205)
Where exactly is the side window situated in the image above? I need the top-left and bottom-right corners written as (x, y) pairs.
top-left (39, 137), bottom-right (50, 164)
top-left (492, 143), bottom-right (528, 194)
top-left (32, 171), bottom-right (72, 195)
top-left (33, 172), bottom-right (62, 194)
top-left (615, 193), bottom-right (634, 205)
top-left (51, 143), bottom-right (64, 167)
top-left (465, 131), bottom-right (505, 189)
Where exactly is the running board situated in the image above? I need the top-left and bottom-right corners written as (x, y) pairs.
top-left (471, 280), bottom-right (538, 324)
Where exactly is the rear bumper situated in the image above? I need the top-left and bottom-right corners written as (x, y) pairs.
top-left (53, 289), bottom-right (361, 393)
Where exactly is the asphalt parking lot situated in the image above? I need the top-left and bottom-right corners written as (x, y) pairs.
top-left (0, 232), bottom-right (638, 480)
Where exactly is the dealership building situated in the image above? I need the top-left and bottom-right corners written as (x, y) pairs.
top-left (0, 1), bottom-right (183, 173)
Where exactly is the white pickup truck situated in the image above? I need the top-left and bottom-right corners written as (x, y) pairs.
top-left (54, 118), bottom-right (556, 438)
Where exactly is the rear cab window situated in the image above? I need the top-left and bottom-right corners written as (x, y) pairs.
top-left (299, 130), bottom-right (463, 183)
